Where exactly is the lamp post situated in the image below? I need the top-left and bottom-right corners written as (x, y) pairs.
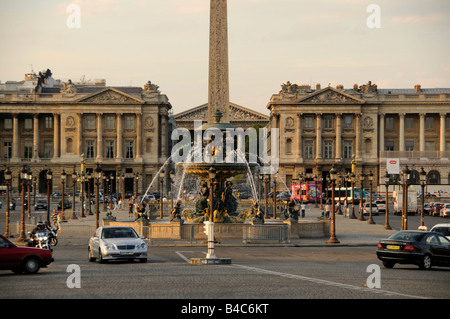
top-left (314, 174), bottom-right (319, 208)
top-left (159, 169), bottom-right (165, 219)
top-left (4, 167), bottom-right (12, 238)
top-left (87, 172), bottom-right (92, 216)
top-left (170, 169), bottom-right (175, 210)
top-left (95, 164), bottom-right (102, 229)
top-left (358, 172), bottom-right (366, 221)
top-left (71, 169), bottom-right (78, 220)
top-left (349, 173), bottom-right (357, 219)
top-left (61, 169), bottom-right (67, 221)
top-left (401, 166), bottom-right (411, 230)
top-left (263, 174), bottom-right (269, 219)
top-left (273, 178), bottom-right (277, 219)
top-left (17, 166), bottom-right (28, 242)
top-left (384, 171), bottom-right (392, 230)
top-left (420, 167), bottom-right (427, 228)
top-left (46, 169), bottom-right (52, 221)
top-left (27, 170), bottom-right (32, 222)
top-left (337, 171), bottom-right (343, 215)
top-left (209, 166), bottom-right (217, 222)
top-left (327, 166), bottom-right (340, 244)
top-left (367, 171), bottom-right (375, 224)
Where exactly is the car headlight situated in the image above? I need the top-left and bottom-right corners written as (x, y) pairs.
top-left (103, 243), bottom-right (115, 250)
top-left (140, 243), bottom-right (146, 249)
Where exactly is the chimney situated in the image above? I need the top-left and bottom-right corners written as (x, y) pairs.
top-left (336, 84), bottom-right (344, 90)
top-left (414, 84), bottom-right (421, 92)
top-left (316, 83), bottom-right (321, 91)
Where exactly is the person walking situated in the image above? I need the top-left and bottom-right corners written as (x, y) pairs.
top-left (325, 203), bottom-right (331, 219)
top-left (56, 210), bottom-right (62, 233)
top-left (301, 202), bottom-right (306, 218)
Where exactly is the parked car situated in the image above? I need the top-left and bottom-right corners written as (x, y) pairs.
top-left (430, 224), bottom-right (450, 240)
top-left (363, 203), bottom-right (379, 215)
top-left (34, 199), bottom-right (48, 211)
top-left (375, 200), bottom-right (386, 213)
top-left (439, 204), bottom-right (450, 218)
top-left (88, 226), bottom-right (147, 263)
top-left (377, 230), bottom-right (450, 270)
top-left (423, 203), bottom-right (433, 215)
top-left (138, 195), bottom-right (156, 202)
top-left (0, 235), bottom-right (54, 274)
top-left (57, 199), bottom-right (72, 210)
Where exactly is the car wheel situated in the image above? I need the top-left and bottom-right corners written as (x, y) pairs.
top-left (382, 261), bottom-right (395, 269)
top-left (22, 257), bottom-right (40, 274)
top-left (419, 254), bottom-right (432, 270)
top-left (139, 258), bottom-right (147, 263)
top-left (88, 247), bottom-right (96, 262)
top-left (98, 249), bottom-right (106, 264)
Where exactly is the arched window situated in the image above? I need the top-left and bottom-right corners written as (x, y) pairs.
top-left (409, 170), bottom-right (420, 185)
top-left (427, 170), bottom-right (440, 185)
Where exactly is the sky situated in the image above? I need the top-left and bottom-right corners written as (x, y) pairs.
top-left (0, 0), bottom-right (449, 116)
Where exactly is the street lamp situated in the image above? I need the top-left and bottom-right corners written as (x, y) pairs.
top-left (61, 169), bottom-right (67, 221)
top-left (170, 169), bottom-right (175, 210)
top-left (264, 174), bottom-right (269, 219)
top-left (95, 164), bottom-right (102, 229)
top-left (420, 167), bottom-right (427, 227)
top-left (208, 166), bottom-right (217, 222)
top-left (349, 173), bottom-right (357, 219)
top-left (159, 169), bottom-right (165, 219)
top-left (358, 172), bottom-right (366, 221)
top-left (384, 171), bottom-right (392, 230)
top-left (367, 171), bottom-right (375, 224)
top-left (71, 169), bottom-right (78, 220)
top-left (401, 165), bottom-right (411, 230)
top-left (17, 166), bottom-right (28, 242)
top-left (4, 167), bottom-right (12, 238)
top-left (327, 166), bottom-right (340, 244)
top-left (46, 169), bottom-right (52, 222)
top-left (26, 170), bottom-right (32, 222)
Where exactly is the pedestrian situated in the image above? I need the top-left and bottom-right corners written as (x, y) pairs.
top-left (325, 203), bottom-right (330, 219)
top-left (56, 210), bottom-right (62, 233)
top-left (301, 202), bottom-right (306, 218)
top-left (343, 198), bottom-right (348, 217)
top-left (118, 197), bottom-right (122, 210)
top-left (128, 200), bottom-right (134, 217)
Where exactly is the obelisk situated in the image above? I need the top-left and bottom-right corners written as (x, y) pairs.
top-left (208, 0), bottom-right (230, 123)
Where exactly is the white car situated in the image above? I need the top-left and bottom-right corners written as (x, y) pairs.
top-left (430, 223), bottom-right (450, 240)
top-left (440, 204), bottom-right (450, 218)
top-left (363, 203), bottom-right (379, 215)
top-left (88, 226), bottom-right (147, 263)
top-left (375, 200), bottom-right (386, 213)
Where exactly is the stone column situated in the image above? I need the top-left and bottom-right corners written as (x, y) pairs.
top-left (77, 113), bottom-right (83, 155)
top-left (399, 113), bottom-right (405, 152)
top-left (96, 113), bottom-right (103, 160)
top-left (53, 113), bottom-right (60, 159)
top-left (316, 114), bottom-right (322, 160)
top-left (160, 114), bottom-right (168, 158)
top-left (419, 113), bottom-right (425, 152)
top-left (12, 114), bottom-right (19, 161)
top-left (355, 113), bottom-right (361, 159)
top-left (335, 114), bottom-right (342, 160)
top-left (33, 114), bottom-right (39, 161)
top-left (379, 113), bottom-right (385, 153)
top-left (440, 113), bottom-right (447, 152)
top-left (297, 113), bottom-right (302, 159)
top-left (136, 113), bottom-right (142, 159)
top-left (116, 113), bottom-right (123, 159)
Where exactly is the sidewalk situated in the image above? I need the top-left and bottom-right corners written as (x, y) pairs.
top-left (53, 203), bottom-right (398, 247)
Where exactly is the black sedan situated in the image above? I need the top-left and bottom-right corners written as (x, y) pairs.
top-left (34, 199), bottom-right (48, 211)
top-left (377, 231), bottom-right (450, 270)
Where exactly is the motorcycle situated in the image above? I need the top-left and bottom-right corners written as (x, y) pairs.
top-left (27, 230), bottom-right (51, 250)
top-left (49, 226), bottom-right (58, 247)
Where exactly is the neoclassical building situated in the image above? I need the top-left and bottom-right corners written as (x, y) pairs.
top-left (267, 81), bottom-right (450, 188)
top-left (0, 70), bottom-right (173, 195)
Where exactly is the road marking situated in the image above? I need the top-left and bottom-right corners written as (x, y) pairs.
top-left (232, 264), bottom-right (430, 299)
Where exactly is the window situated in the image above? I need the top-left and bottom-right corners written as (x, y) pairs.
top-left (324, 141), bottom-right (333, 159)
top-left (385, 141), bottom-right (394, 151)
top-left (286, 138), bottom-right (293, 155)
top-left (304, 140), bottom-right (314, 159)
top-left (125, 116), bottom-right (134, 129)
top-left (126, 140), bottom-right (134, 159)
top-left (43, 141), bottom-right (53, 158)
top-left (446, 141), bottom-right (450, 151)
top-left (406, 117), bottom-right (414, 129)
top-left (86, 140), bottom-right (95, 158)
top-left (447, 117), bottom-right (450, 130)
top-left (324, 115), bottom-right (333, 129)
top-left (86, 115), bottom-right (95, 129)
top-left (344, 115), bottom-right (353, 129)
top-left (343, 140), bottom-right (353, 159)
top-left (44, 116), bottom-right (53, 129)
top-left (24, 118), bottom-right (32, 130)
top-left (386, 117), bottom-right (394, 130)
top-left (425, 141), bottom-right (435, 151)
top-left (426, 116), bottom-right (434, 129)
top-left (304, 116), bottom-right (313, 129)
top-left (405, 141), bottom-right (414, 151)
top-left (105, 115), bottom-right (115, 129)
top-left (4, 118), bottom-right (12, 130)
top-left (24, 140), bottom-right (33, 159)
top-left (3, 141), bottom-right (12, 159)
top-left (427, 171), bottom-right (440, 185)
top-left (106, 140), bottom-right (114, 158)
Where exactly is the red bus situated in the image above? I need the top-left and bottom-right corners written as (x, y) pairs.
top-left (291, 181), bottom-right (322, 203)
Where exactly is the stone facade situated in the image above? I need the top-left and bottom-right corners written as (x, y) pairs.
top-left (0, 71), bottom-right (173, 195)
top-left (267, 82), bottom-right (450, 188)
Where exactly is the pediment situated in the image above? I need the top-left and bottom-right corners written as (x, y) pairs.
top-left (78, 88), bottom-right (144, 104)
top-left (174, 104), bottom-right (208, 121)
top-left (295, 87), bottom-right (365, 105)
